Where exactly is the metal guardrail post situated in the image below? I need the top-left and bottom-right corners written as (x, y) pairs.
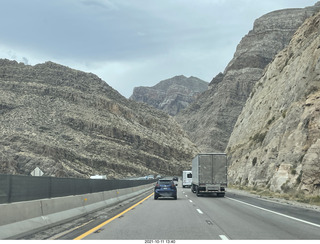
top-left (48, 177), bottom-right (52, 199)
top-left (7, 175), bottom-right (12, 203)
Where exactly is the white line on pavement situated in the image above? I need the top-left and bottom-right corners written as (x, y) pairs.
top-left (219, 235), bottom-right (229, 240)
top-left (197, 209), bottom-right (203, 214)
top-left (226, 197), bottom-right (320, 228)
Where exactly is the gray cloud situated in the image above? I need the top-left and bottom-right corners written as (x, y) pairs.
top-left (0, 0), bottom-right (317, 97)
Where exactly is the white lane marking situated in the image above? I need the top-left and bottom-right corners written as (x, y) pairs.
top-left (226, 197), bottom-right (320, 228)
top-left (185, 195), bottom-right (188, 197)
top-left (197, 209), bottom-right (203, 214)
top-left (189, 200), bottom-right (193, 203)
top-left (219, 235), bottom-right (229, 240)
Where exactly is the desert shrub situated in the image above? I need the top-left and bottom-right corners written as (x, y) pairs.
top-left (282, 110), bottom-right (287, 118)
top-left (252, 157), bottom-right (257, 166)
top-left (267, 116), bottom-right (275, 125)
top-left (252, 131), bottom-right (267, 143)
top-left (296, 171), bottom-right (303, 184)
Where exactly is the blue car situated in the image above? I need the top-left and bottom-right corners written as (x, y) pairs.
top-left (154, 179), bottom-right (177, 200)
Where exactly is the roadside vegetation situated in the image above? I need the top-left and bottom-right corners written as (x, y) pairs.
top-left (228, 184), bottom-right (320, 207)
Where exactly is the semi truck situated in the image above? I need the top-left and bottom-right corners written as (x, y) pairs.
top-left (191, 153), bottom-right (227, 197)
top-left (182, 170), bottom-right (192, 188)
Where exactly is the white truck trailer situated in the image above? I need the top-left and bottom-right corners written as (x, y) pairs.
top-left (90, 175), bottom-right (107, 179)
top-left (191, 153), bottom-right (227, 197)
top-left (182, 170), bottom-right (192, 188)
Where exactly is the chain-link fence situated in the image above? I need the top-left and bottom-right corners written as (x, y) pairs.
top-left (0, 174), bottom-right (156, 204)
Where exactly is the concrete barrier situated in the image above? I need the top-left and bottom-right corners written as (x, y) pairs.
top-left (0, 183), bottom-right (154, 239)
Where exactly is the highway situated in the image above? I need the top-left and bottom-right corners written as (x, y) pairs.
top-left (59, 180), bottom-right (320, 240)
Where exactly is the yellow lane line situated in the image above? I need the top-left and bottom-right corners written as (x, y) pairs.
top-left (74, 192), bottom-right (154, 240)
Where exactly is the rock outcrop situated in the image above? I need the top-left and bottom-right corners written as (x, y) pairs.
top-left (0, 60), bottom-right (199, 178)
top-left (130, 75), bottom-right (208, 116)
top-left (227, 10), bottom-right (320, 195)
top-left (175, 3), bottom-right (320, 153)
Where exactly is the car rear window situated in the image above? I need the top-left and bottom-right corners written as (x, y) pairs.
top-left (158, 180), bottom-right (172, 185)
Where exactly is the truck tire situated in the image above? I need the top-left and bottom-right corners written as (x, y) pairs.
top-left (196, 187), bottom-right (200, 197)
top-left (217, 193), bottom-right (225, 197)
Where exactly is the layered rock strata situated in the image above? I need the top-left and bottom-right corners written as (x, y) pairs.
top-left (0, 60), bottom-right (198, 178)
top-left (130, 75), bottom-right (208, 116)
top-left (227, 10), bottom-right (320, 194)
top-left (176, 3), bottom-right (320, 153)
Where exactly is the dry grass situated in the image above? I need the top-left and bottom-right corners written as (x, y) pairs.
top-left (229, 184), bottom-right (320, 207)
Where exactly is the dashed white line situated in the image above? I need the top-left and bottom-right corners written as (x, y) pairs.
top-left (185, 195), bottom-right (188, 197)
top-left (196, 208), bottom-right (203, 214)
top-left (219, 235), bottom-right (229, 240)
top-left (189, 200), bottom-right (193, 203)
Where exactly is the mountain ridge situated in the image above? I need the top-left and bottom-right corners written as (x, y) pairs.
top-left (130, 75), bottom-right (208, 116)
top-left (0, 59), bottom-right (199, 178)
top-left (175, 3), bottom-right (320, 153)
top-left (227, 9), bottom-right (320, 194)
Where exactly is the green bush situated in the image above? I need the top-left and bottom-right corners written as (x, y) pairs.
top-left (252, 131), bottom-right (267, 143)
top-left (252, 157), bottom-right (257, 166)
top-left (282, 110), bottom-right (287, 118)
top-left (267, 116), bottom-right (275, 125)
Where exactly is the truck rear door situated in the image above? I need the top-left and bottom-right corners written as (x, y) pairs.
top-left (212, 154), bottom-right (227, 184)
top-left (199, 154), bottom-right (214, 184)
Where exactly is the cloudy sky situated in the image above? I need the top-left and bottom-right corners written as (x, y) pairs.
top-left (0, 0), bottom-right (317, 97)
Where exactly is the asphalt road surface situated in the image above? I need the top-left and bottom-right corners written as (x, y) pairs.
top-left (67, 182), bottom-right (320, 240)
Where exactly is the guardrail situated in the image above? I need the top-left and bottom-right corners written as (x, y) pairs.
top-left (0, 174), bottom-right (156, 204)
top-left (0, 183), bottom-right (155, 239)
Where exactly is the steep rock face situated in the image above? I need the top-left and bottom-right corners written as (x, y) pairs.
top-left (130, 75), bottom-right (208, 116)
top-left (227, 11), bottom-right (320, 195)
top-left (0, 60), bottom-right (199, 178)
top-left (176, 4), bottom-right (320, 153)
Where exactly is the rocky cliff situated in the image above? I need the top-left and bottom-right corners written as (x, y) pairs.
top-left (130, 75), bottom-right (208, 116)
top-left (0, 60), bottom-right (199, 178)
top-left (175, 3), bottom-right (320, 153)
top-left (227, 10), bottom-right (320, 195)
